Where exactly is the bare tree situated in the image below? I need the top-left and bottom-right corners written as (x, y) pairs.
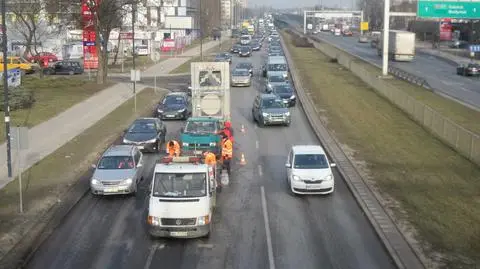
top-left (86, 0), bottom-right (134, 84)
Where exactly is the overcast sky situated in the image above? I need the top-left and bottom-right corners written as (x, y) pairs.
top-left (249, 0), bottom-right (357, 9)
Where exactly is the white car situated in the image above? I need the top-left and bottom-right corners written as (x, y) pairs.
top-left (285, 145), bottom-right (336, 195)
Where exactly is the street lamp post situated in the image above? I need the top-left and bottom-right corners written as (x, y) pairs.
top-left (200, 0), bottom-right (203, 60)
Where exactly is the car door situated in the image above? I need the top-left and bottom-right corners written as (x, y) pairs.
top-left (133, 150), bottom-right (143, 184)
top-left (286, 150), bottom-right (294, 183)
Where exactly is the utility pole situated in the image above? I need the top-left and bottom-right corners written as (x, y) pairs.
top-left (132, 3), bottom-right (137, 112)
top-left (200, 0), bottom-right (203, 60)
top-left (1, 0), bottom-right (12, 178)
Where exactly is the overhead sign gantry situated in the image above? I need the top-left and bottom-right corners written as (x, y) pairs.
top-left (303, 10), bottom-right (364, 35)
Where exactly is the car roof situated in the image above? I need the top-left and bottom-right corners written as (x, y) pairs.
top-left (103, 145), bottom-right (136, 157)
top-left (291, 145), bottom-right (327, 155)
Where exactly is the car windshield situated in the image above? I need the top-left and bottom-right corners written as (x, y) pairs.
top-left (293, 154), bottom-right (329, 169)
top-left (240, 47), bottom-right (250, 51)
top-left (97, 156), bottom-right (135, 169)
top-left (233, 70), bottom-right (249, 76)
top-left (262, 98), bottom-right (285, 108)
top-left (268, 64), bottom-right (287, 71)
top-left (184, 121), bottom-right (217, 134)
top-left (128, 120), bottom-right (156, 133)
top-left (152, 172), bottom-right (206, 197)
top-left (274, 85), bottom-right (292, 93)
top-left (163, 96), bottom-right (185, 105)
top-left (237, 63), bottom-right (251, 69)
top-left (241, 36), bottom-right (250, 41)
top-left (269, 76), bottom-right (285, 83)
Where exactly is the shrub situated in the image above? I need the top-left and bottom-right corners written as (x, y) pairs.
top-left (0, 86), bottom-right (35, 111)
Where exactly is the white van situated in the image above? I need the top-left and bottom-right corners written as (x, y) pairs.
top-left (240, 35), bottom-right (252, 45)
top-left (147, 156), bottom-right (217, 238)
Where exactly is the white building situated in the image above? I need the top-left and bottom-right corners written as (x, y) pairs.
top-left (221, 0), bottom-right (231, 29)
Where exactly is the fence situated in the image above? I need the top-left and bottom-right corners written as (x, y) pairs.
top-left (286, 26), bottom-right (480, 166)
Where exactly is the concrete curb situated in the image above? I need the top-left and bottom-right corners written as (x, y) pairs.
top-left (280, 33), bottom-right (427, 269)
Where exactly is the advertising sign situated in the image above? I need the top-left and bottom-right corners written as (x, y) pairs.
top-left (0, 68), bottom-right (22, 88)
top-left (161, 38), bottom-right (176, 52)
top-left (439, 18), bottom-right (453, 41)
top-left (81, 0), bottom-right (99, 69)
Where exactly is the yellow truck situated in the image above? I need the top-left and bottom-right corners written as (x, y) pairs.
top-left (0, 56), bottom-right (37, 74)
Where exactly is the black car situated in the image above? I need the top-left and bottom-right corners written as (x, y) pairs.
top-left (239, 46), bottom-right (252, 57)
top-left (156, 92), bottom-right (191, 120)
top-left (122, 118), bottom-right (166, 152)
top-left (456, 63), bottom-right (480, 76)
top-left (251, 41), bottom-right (261, 51)
top-left (236, 62), bottom-right (253, 75)
top-left (43, 60), bottom-right (83, 75)
top-left (215, 52), bottom-right (232, 63)
top-left (269, 84), bottom-right (296, 107)
top-left (231, 44), bottom-right (241, 53)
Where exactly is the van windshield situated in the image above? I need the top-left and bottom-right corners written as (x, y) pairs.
top-left (184, 121), bottom-right (217, 134)
top-left (268, 64), bottom-right (287, 71)
top-left (153, 172), bottom-right (206, 197)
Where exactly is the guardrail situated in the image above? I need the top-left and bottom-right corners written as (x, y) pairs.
top-left (388, 66), bottom-right (431, 89)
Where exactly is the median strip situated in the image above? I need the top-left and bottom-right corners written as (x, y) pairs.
top-left (0, 87), bottom-right (167, 268)
top-left (282, 31), bottom-right (480, 268)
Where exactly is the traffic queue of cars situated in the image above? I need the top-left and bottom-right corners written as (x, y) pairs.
top-left (87, 20), bottom-right (337, 239)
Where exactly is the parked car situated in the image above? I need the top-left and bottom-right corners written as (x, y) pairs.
top-left (27, 52), bottom-right (58, 67)
top-left (231, 69), bottom-right (252, 87)
top-left (239, 46), bottom-right (252, 57)
top-left (215, 52), bottom-right (232, 63)
top-left (456, 63), bottom-right (480, 76)
top-left (155, 92), bottom-right (191, 120)
top-left (269, 84), bottom-right (296, 107)
top-left (252, 93), bottom-right (291, 127)
top-left (90, 145), bottom-right (144, 196)
top-left (122, 117), bottom-right (167, 152)
top-left (285, 145), bottom-right (336, 195)
top-left (43, 60), bottom-right (83, 75)
top-left (235, 62), bottom-right (253, 75)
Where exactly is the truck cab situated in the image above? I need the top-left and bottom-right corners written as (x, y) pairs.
top-left (180, 117), bottom-right (223, 156)
top-left (147, 156), bottom-right (216, 238)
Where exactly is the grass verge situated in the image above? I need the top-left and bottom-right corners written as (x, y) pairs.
top-left (0, 87), bottom-right (167, 261)
top-left (170, 39), bottom-right (234, 74)
top-left (108, 55), bottom-right (164, 73)
top-left (283, 31), bottom-right (480, 268)
top-left (312, 37), bottom-right (480, 135)
top-left (0, 76), bottom-right (114, 143)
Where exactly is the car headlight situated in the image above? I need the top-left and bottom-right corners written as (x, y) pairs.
top-left (268, 83), bottom-right (272, 88)
top-left (144, 138), bottom-right (157, 144)
top-left (178, 108), bottom-right (186, 112)
top-left (123, 138), bottom-right (131, 144)
top-left (262, 112), bottom-right (269, 117)
top-left (209, 142), bottom-right (216, 146)
top-left (290, 95), bottom-right (296, 99)
top-left (283, 73), bottom-right (288, 78)
top-left (182, 142), bottom-right (189, 147)
top-left (157, 109), bottom-right (163, 113)
top-left (292, 175), bottom-right (300, 181)
top-left (197, 215), bottom-right (210, 225)
top-left (285, 111), bottom-right (290, 116)
top-left (148, 216), bottom-right (161, 226)
top-left (325, 175), bottom-right (333, 181)
top-left (123, 178), bottom-right (133, 185)
top-left (91, 179), bottom-right (100, 185)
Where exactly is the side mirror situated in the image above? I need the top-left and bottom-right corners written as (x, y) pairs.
top-left (285, 163), bottom-right (291, 168)
top-left (330, 163), bottom-right (336, 168)
top-left (91, 164), bottom-right (97, 169)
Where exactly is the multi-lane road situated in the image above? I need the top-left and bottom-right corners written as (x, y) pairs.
top-left (282, 14), bottom-right (480, 110)
top-left (23, 39), bottom-right (396, 269)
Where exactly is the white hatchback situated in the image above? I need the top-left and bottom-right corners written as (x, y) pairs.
top-left (285, 145), bottom-right (336, 195)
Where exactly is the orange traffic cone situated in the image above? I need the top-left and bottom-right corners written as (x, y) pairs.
top-left (241, 125), bottom-right (245, 133)
top-left (240, 153), bottom-right (247, 165)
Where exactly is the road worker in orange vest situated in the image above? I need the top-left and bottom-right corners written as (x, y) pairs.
top-left (221, 134), bottom-right (233, 175)
top-left (166, 140), bottom-right (180, 157)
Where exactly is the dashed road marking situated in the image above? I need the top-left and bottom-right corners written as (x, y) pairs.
top-left (198, 243), bottom-right (214, 248)
top-left (256, 140), bottom-right (260, 149)
top-left (261, 186), bottom-right (276, 269)
top-left (258, 164), bottom-right (263, 177)
top-left (143, 243), bottom-right (160, 269)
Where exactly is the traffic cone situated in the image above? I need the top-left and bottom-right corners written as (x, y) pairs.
top-left (240, 153), bottom-right (247, 165)
top-left (241, 125), bottom-right (245, 133)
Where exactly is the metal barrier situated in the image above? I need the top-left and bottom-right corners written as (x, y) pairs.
top-left (388, 66), bottom-right (431, 89)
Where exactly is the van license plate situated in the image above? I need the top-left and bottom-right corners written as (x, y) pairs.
top-left (170, 231), bottom-right (188, 237)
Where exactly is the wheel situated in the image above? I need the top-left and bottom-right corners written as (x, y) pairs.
top-left (258, 118), bottom-right (265, 128)
top-left (284, 121), bottom-right (290, 127)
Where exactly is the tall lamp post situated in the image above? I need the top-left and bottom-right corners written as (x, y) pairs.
top-left (2, 0), bottom-right (13, 178)
top-left (132, 3), bottom-right (136, 112)
top-left (199, 0), bottom-right (203, 60)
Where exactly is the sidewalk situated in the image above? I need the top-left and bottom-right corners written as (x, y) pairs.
top-left (0, 38), bottom-right (222, 190)
top-left (416, 40), bottom-right (479, 65)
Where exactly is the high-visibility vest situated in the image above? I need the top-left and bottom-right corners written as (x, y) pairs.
top-left (204, 152), bottom-right (217, 165)
top-left (166, 140), bottom-right (180, 156)
top-left (222, 139), bottom-right (233, 158)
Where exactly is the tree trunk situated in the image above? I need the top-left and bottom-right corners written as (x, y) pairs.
top-left (96, 36), bottom-right (105, 84)
top-left (113, 33), bottom-right (121, 65)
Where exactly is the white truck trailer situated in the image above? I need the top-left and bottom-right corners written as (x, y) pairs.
top-left (377, 30), bottom-right (416, 62)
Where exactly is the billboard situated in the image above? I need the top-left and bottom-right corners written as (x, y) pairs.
top-left (439, 18), bottom-right (453, 41)
top-left (81, 0), bottom-right (99, 69)
top-left (164, 16), bottom-right (193, 29)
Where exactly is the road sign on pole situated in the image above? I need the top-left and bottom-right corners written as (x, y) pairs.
top-left (361, 22), bottom-right (369, 31)
top-left (417, 0), bottom-right (480, 19)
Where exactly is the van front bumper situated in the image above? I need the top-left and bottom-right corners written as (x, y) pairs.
top-left (149, 224), bottom-right (210, 238)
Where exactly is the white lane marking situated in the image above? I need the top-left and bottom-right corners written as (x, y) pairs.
top-left (143, 243), bottom-right (160, 269)
top-left (258, 164), bottom-right (263, 177)
top-left (198, 243), bottom-right (214, 248)
top-left (261, 186), bottom-right (276, 269)
top-left (256, 140), bottom-right (260, 149)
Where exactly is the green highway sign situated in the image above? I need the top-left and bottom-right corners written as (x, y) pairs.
top-left (417, 0), bottom-right (480, 19)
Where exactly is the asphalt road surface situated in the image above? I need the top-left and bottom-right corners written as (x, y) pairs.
top-left (23, 39), bottom-right (396, 269)
top-left (284, 15), bottom-right (480, 110)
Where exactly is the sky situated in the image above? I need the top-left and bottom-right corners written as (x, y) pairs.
top-left (250, 0), bottom-right (357, 9)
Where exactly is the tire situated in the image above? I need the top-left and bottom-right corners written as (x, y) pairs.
top-left (258, 118), bottom-right (265, 128)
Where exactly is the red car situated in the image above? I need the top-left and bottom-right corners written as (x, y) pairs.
top-left (342, 30), bottom-right (353, 36)
top-left (27, 52), bottom-right (58, 67)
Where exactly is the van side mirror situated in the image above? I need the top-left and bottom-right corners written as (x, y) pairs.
top-left (330, 163), bottom-right (336, 168)
top-left (285, 163), bottom-right (291, 168)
